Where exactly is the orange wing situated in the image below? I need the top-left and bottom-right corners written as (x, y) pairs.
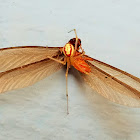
top-left (80, 56), bottom-right (140, 107)
top-left (0, 46), bottom-right (61, 71)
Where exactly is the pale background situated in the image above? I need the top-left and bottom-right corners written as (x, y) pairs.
top-left (0, 0), bottom-right (140, 140)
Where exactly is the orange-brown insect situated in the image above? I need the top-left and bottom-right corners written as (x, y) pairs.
top-left (0, 29), bottom-right (140, 114)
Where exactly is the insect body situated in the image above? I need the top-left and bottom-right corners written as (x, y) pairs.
top-left (61, 38), bottom-right (93, 74)
top-left (70, 54), bottom-right (92, 74)
top-left (48, 30), bottom-right (93, 113)
top-left (0, 29), bottom-right (140, 114)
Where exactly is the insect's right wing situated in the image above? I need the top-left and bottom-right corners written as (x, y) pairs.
top-left (0, 46), bottom-right (61, 71)
top-left (0, 55), bottom-right (64, 93)
top-left (80, 56), bottom-right (140, 107)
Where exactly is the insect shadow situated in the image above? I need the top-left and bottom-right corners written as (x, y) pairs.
top-left (70, 67), bottom-right (137, 138)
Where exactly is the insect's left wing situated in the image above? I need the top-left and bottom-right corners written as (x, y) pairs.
top-left (0, 46), bottom-right (61, 71)
top-left (80, 56), bottom-right (140, 107)
top-left (0, 55), bottom-right (64, 93)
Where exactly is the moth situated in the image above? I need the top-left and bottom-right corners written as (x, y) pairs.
top-left (0, 29), bottom-right (140, 114)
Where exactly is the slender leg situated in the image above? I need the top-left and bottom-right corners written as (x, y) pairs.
top-left (68, 29), bottom-right (78, 39)
top-left (74, 29), bottom-right (78, 54)
top-left (68, 29), bottom-right (78, 54)
top-left (47, 56), bottom-right (66, 65)
top-left (48, 55), bottom-right (69, 114)
top-left (74, 51), bottom-right (85, 59)
top-left (79, 45), bottom-right (84, 53)
top-left (65, 63), bottom-right (70, 114)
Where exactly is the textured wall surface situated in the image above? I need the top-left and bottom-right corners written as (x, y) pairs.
top-left (0, 0), bottom-right (140, 140)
